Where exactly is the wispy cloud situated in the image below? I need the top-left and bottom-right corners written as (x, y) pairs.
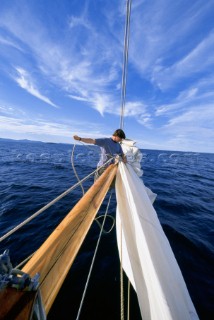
top-left (0, 113), bottom-right (112, 143)
top-left (165, 104), bottom-right (214, 128)
top-left (0, 34), bottom-right (24, 52)
top-left (0, 115), bottom-right (74, 143)
top-left (0, 113), bottom-right (64, 135)
top-left (123, 101), bottom-right (147, 116)
top-left (120, 101), bottom-right (153, 128)
top-left (0, 0), bottom-right (213, 152)
top-left (13, 67), bottom-right (59, 108)
top-left (68, 94), bottom-right (88, 102)
top-left (154, 31), bottom-right (214, 90)
top-left (130, 0), bottom-right (214, 89)
top-left (155, 76), bottom-right (214, 117)
top-left (68, 14), bottom-right (92, 31)
top-left (160, 104), bottom-right (214, 151)
top-left (0, 104), bottom-right (26, 117)
top-left (0, 1), bottom-right (123, 115)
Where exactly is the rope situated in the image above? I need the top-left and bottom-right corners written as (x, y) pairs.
top-left (120, 0), bottom-right (132, 130)
top-left (0, 157), bottom-right (114, 243)
top-left (15, 216), bottom-right (115, 271)
top-left (71, 142), bottom-right (116, 234)
top-left (95, 214), bottom-right (115, 234)
top-left (70, 140), bottom-right (100, 196)
top-left (71, 144), bottom-right (85, 196)
top-left (127, 280), bottom-right (130, 320)
top-left (76, 191), bottom-right (113, 320)
top-left (120, 221), bottom-right (124, 320)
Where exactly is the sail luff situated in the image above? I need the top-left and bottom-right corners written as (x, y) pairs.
top-left (116, 162), bottom-right (199, 320)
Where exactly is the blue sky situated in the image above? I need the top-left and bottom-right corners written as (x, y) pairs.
top-left (0, 0), bottom-right (213, 153)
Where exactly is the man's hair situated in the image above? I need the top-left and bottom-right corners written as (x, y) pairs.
top-left (113, 129), bottom-right (126, 139)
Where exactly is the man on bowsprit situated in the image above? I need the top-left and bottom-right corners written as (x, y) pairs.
top-left (73, 129), bottom-right (127, 184)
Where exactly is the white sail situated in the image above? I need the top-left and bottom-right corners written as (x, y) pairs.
top-left (120, 139), bottom-right (157, 203)
top-left (121, 139), bottom-right (144, 177)
top-left (116, 162), bottom-right (199, 320)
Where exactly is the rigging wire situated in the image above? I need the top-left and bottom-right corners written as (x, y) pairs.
top-left (15, 252), bottom-right (34, 269)
top-left (3, 0), bottom-right (133, 315)
top-left (120, 222), bottom-right (125, 320)
top-left (71, 142), bottom-right (116, 233)
top-left (0, 157), bottom-right (114, 243)
top-left (120, 1), bottom-right (133, 319)
top-left (127, 280), bottom-right (131, 320)
top-left (120, 0), bottom-right (132, 130)
top-left (76, 190), bottom-right (113, 320)
top-left (5, 141), bottom-right (116, 271)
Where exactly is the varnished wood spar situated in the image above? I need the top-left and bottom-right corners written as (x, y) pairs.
top-left (0, 287), bottom-right (36, 320)
top-left (22, 163), bottom-right (117, 315)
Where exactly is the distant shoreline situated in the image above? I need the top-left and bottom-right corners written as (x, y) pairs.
top-left (0, 137), bottom-right (212, 155)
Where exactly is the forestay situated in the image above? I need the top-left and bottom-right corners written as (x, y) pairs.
top-left (115, 162), bottom-right (199, 320)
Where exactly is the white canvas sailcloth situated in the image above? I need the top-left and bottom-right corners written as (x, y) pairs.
top-left (115, 162), bottom-right (199, 320)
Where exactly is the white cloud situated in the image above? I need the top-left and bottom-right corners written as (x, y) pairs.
top-left (155, 76), bottom-right (214, 117)
top-left (159, 104), bottom-right (214, 151)
top-left (155, 31), bottom-right (214, 89)
top-left (137, 114), bottom-right (153, 128)
top-left (0, 34), bottom-right (24, 52)
top-left (0, 115), bottom-right (70, 137)
top-left (13, 67), bottom-right (59, 108)
top-left (68, 15), bottom-right (92, 31)
top-left (0, 2), bottom-right (123, 116)
top-left (86, 99), bottom-right (152, 124)
top-left (91, 93), bottom-right (110, 116)
top-left (68, 94), bottom-right (88, 102)
top-left (0, 115), bottom-right (82, 141)
top-left (123, 101), bottom-right (147, 116)
top-left (177, 88), bottom-right (198, 101)
top-left (117, 101), bottom-right (153, 128)
top-left (0, 0), bottom-right (213, 153)
top-left (0, 113), bottom-right (112, 143)
top-left (0, 104), bottom-right (26, 116)
top-left (165, 105), bottom-right (214, 127)
top-left (129, 0), bottom-right (214, 91)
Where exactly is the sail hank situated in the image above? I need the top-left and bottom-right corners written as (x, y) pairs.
top-left (22, 163), bottom-right (117, 315)
top-left (116, 162), bottom-right (199, 320)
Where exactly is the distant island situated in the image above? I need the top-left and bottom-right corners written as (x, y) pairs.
top-left (0, 137), bottom-right (73, 146)
top-left (0, 137), bottom-right (43, 143)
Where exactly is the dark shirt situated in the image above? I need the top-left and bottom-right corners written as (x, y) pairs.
top-left (95, 138), bottom-right (124, 167)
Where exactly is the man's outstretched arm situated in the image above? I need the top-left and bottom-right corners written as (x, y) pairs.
top-left (73, 135), bottom-right (95, 144)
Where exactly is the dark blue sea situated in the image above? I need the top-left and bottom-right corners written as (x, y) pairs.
top-left (0, 139), bottom-right (213, 320)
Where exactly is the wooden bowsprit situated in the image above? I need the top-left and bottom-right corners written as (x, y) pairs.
top-left (21, 163), bottom-right (117, 316)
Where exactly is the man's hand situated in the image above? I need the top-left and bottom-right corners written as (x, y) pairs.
top-left (73, 135), bottom-right (81, 141)
top-left (73, 135), bottom-right (95, 144)
top-left (123, 155), bottom-right (127, 163)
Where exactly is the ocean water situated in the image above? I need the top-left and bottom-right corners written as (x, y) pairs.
top-left (0, 139), bottom-right (213, 320)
